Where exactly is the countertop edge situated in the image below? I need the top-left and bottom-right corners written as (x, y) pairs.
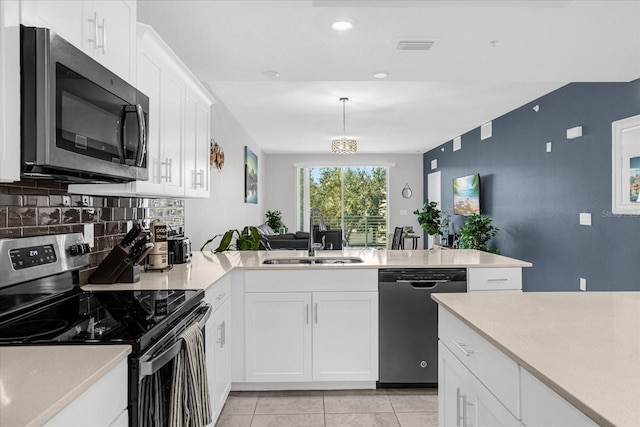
top-left (23, 345), bottom-right (131, 427)
top-left (432, 295), bottom-right (614, 427)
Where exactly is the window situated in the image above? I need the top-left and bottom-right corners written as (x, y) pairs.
top-left (297, 166), bottom-right (388, 248)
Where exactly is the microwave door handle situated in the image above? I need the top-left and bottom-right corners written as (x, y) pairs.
top-left (118, 106), bottom-right (130, 163)
top-left (135, 104), bottom-right (147, 167)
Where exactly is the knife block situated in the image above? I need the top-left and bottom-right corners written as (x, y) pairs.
top-left (89, 245), bottom-right (133, 284)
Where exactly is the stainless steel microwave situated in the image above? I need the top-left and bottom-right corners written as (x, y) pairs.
top-left (20, 26), bottom-right (148, 183)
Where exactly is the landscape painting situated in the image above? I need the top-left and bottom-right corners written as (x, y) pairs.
top-left (245, 146), bottom-right (258, 204)
top-left (631, 156), bottom-right (639, 203)
top-left (453, 174), bottom-right (480, 215)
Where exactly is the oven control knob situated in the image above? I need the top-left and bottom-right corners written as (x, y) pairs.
top-left (69, 243), bottom-right (90, 256)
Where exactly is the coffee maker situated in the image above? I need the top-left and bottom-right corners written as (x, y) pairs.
top-left (146, 220), bottom-right (169, 270)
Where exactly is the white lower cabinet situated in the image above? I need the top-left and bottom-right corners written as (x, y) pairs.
top-left (45, 358), bottom-right (128, 427)
top-left (245, 291), bottom-right (378, 383)
top-left (439, 342), bottom-right (519, 427)
top-left (521, 369), bottom-right (597, 427)
top-left (438, 306), bottom-right (597, 427)
top-left (241, 269), bottom-right (379, 386)
top-left (205, 277), bottom-right (232, 426)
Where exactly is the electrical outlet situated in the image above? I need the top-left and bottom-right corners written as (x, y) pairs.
top-left (580, 278), bottom-right (587, 291)
top-left (126, 220), bottom-right (133, 232)
top-left (399, 210), bottom-right (407, 215)
top-left (83, 224), bottom-right (94, 249)
top-left (546, 142), bottom-right (552, 153)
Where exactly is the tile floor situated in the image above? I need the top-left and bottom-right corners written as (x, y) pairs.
top-left (215, 388), bottom-right (438, 427)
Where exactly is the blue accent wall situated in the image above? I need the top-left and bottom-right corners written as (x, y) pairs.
top-left (423, 80), bottom-right (640, 291)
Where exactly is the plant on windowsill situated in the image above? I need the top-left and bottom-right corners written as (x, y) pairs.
top-left (200, 226), bottom-right (271, 252)
top-left (413, 199), bottom-right (442, 237)
top-left (458, 213), bottom-right (500, 254)
top-left (265, 210), bottom-right (285, 234)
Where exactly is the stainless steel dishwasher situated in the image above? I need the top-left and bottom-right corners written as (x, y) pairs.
top-left (378, 268), bottom-right (467, 386)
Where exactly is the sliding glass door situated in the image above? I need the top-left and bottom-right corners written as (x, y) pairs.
top-left (298, 166), bottom-right (388, 248)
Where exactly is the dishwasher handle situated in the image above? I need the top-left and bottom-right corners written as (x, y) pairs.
top-left (396, 279), bottom-right (451, 289)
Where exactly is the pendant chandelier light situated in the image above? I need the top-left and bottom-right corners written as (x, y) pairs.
top-left (331, 97), bottom-right (357, 154)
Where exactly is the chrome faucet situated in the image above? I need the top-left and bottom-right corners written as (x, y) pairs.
top-left (309, 207), bottom-right (327, 256)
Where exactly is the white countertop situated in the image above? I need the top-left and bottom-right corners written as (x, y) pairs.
top-left (0, 345), bottom-right (131, 427)
top-left (432, 292), bottom-right (640, 427)
top-left (83, 248), bottom-right (531, 291)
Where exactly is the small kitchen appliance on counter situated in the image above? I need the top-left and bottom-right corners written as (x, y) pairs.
top-left (0, 233), bottom-right (210, 426)
top-left (146, 220), bottom-right (170, 271)
top-left (168, 236), bottom-right (192, 264)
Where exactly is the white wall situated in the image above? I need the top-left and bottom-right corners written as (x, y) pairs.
top-left (263, 153), bottom-right (424, 244)
top-left (185, 99), bottom-right (264, 251)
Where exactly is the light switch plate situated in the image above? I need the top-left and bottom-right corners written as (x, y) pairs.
top-left (580, 278), bottom-right (587, 291)
top-left (546, 142), bottom-right (552, 153)
top-left (431, 159), bottom-right (437, 170)
top-left (579, 213), bottom-right (591, 226)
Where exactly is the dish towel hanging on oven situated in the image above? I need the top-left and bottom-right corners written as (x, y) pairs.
top-left (169, 323), bottom-right (212, 427)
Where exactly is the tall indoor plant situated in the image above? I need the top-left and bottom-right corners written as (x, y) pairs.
top-left (413, 200), bottom-right (442, 237)
top-left (458, 213), bottom-right (500, 254)
top-left (265, 210), bottom-right (285, 233)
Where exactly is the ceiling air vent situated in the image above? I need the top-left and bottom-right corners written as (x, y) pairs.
top-left (396, 40), bottom-right (435, 51)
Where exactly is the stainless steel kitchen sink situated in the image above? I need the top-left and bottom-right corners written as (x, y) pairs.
top-left (312, 257), bottom-right (364, 264)
top-left (262, 257), bottom-right (363, 265)
top-left (262, 258), bottom-right (313, 264)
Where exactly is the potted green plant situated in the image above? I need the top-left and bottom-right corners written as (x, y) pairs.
top-left (458, 213), bottom-right (500, 254)
top-left (413, 200), bottom-right (442, 236)
top-left (265, 210), bottom-right (285, 233)
top-left (200, 226), bottom-right (270, 252)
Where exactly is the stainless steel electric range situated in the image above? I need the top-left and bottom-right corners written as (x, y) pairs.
top-left (0, 233), bottom-right (211, 426)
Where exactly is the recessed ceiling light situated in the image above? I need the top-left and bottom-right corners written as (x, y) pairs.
top-left (332, 17), bottom-right (355, 32)
top-left (262, 70), bottom-right (280, 78)
top-left (373, 72), bottom-right (388, 79)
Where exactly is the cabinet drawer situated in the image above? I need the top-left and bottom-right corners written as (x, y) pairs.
top-left (205, 274), bottom-right (231, 311)
top-left (468, 268), bottom-right (522, 291)
top-left (521, 369), bottom-right (597, 427)
top-left (439, 307), bottom-right (520, 418)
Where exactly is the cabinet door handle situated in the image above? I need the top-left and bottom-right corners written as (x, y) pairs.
top-left (98, 18), bottom-right (106, 54)
top-left (191, 170), bottom-right (198, 189)
top-left (161, 158), bottom-right (172, 182)
top-left (453, 341), bottom-right (474, 357)
top-left (487, 278), bottom-right (508, 282)
top-left (199, 170), bottom-right (205, 188)
top-left (221, 320), bottom-right (226, 347)
top-left (456, 388), bottom-right (463, 427)
top-left (461, 394), bottom-right (468, 427)
top-left (88, 12), bottom-right (99, 49)
top-left (314, 303), bottom-right (318, 324)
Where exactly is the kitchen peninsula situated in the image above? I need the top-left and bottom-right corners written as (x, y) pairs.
top-left (433, 292), bottom-right (640, 427)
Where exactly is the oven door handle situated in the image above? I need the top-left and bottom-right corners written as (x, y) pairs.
top-left (139, 303), bottom-right (212, 377)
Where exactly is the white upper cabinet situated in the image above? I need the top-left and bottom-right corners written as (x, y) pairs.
top-left (184, 86), bottom-right (211, 198)
top-left (69, 23), bottom-right (214, 198)
top-left (20, 0), bottom-right (137, 84)
top-left (0, 0), bottom-right (20, 182)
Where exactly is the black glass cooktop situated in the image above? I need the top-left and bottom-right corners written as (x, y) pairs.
top-left (0, 288), bottom-right (203, 351)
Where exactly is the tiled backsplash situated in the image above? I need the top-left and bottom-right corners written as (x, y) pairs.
top-left (0, 180), bottom-right (185, 273)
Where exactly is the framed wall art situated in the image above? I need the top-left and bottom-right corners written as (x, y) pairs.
top-left (244, 146), bottom-right (258, 204)
top-left (612, 114), bottom-right (640, 215)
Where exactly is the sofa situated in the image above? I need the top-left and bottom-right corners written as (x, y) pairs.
top-left (257, 224), bottom-right (343, 250)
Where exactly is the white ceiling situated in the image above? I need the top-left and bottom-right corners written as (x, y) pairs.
top-left (137, 0), bottom-right (640, 154)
